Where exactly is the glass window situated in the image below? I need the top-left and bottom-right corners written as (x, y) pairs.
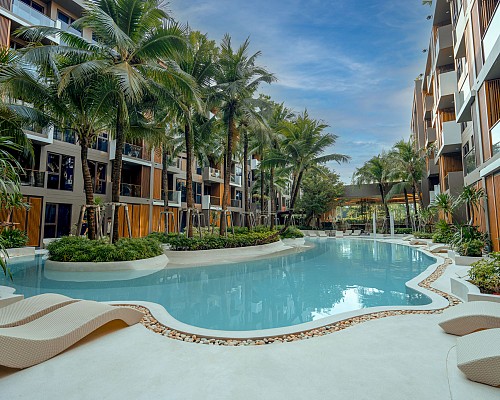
top-left (31, 1), bottom-right (44, 13)
top-left (46, 152), bottom-right (74, 191)
top-left (88, 160), bottom-right (107, 194)
top-left (57, 10), bottom-right (71, 24)
top-left (193, 182), bottom-right (202, 204)
top-left (44, 203), bottom-right (72, 238)
top-left (92, 132), bottom-right (109, 152)
top-left (53, 126), bottom-right (76, 144)
top-left (176, 179), bottom-right (186, 202)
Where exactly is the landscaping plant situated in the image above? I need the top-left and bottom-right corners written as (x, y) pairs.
top-left (468, 253), bottom-right (500, 293)
top-left (449, 225), bottom-right (489, 257)
top-left (0, 228), bottom-right (28, 249)
top-left (432, 220), bottom-right (454, 244)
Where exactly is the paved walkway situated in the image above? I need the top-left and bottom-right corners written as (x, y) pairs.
top-left (0, 313), bottom-right (497, 399)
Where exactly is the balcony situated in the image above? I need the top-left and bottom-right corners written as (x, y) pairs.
top-left (230, 174), bottom-right (242, 187)
top-left (492, 121), bottom-right (500, 156)
top-left (23, 124), bottom-right (53, 145)
top-left (11, 0), bottom-right (57, 28)
top-left (426, 157), bottom-right (439, 177)
top-left (434, 24), bottom-right (454, 68)
top-left (423, 95), bottom-right (433, 120)
top-left (425, 127), bottom-right (436, 147)
top-left (123, 143), bottom-right (144, 159)
top-left (437, 121), bottom-right (462, 156)
top-left (454, 7), bottom-right (466, 59)
top-left (167, 190), bottom-right (181, 207)
top-left (455, 88), bottom-right (475, 123)
top-left (109, 140), bottom-right (150, 163)
top-left (483, 1), bottom-right (500, 62)
top-left (251, 159), bottom-right (260, 170)
top-left (464, 148), bottom-right (477, 175)
top-left (437, 71), bottom-right (457, 109)
top-left (19, 169), bottom-right (45, 187)
top-left (230, 199), bottom-right (242, 208)
top-left (120, 183), bottom-right (141, 198)
top-left (202, 195), bottom-right (221, 210)
top-left (202, 167), bottom-right (223, 183)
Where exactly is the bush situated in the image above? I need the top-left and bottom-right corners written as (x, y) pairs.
top-left (147, 231), bottom-right (179, 244)
top-left (0, 229), bottom-right (28, 249)
top-left (449, 225), bottom-right (488, 257)
top-left (413, 231), bottom-right (433, 239)
top-left (167, 231), bottom-right (279, 251)
top-left (432, 220), bottom-right (453, 244)
top-left (47, 236), bottom-right (163, 262)
top-left (469, 253), bottom-right (500, 293)
top-left (395, 228), bottom-right (413, 235)
top-left (279, 226), bottom-right (304, 239)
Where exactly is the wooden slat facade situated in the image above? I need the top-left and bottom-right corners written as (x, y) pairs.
top-left (0, 196), bottom-right (43, 247)
top-left (117, 203), bottom-right (151, 239)
top-left (153, 168), bottom-right (162, 200)
top-left (485, 173), bottom-right (500, 251)
top-left (141, 166), bottom-right (150, 199)
top-left (485, 79), bottom-right (500, 128)
top-left (151, 205), bottom-right (178, 233)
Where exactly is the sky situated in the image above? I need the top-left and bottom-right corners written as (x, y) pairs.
top-left (169, 0), bottom-right (432, 183)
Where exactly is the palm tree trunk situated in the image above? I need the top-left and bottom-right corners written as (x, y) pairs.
top-left (80, 138), bottom-right (96, 240)
top-left (379, 183), bottom-right (390, 233)
top-left (185, 123), bottom-right (194, 238)
top-left (280, 170), bottom-right (303, 233)
top-left (412, 185), bottom-right (419, 227)
top-left (162, 145), bottom-right (169, 233)
top-left (260, 163), bottom-right (265, 224)
top-left (403, 187), bottom-right (410, 228)
top-left (270, 166), bottom-right (276, 230)
top-left (220, 111), bottom-right (235, 236)
top-left (243, 131), bottom-right (250, 228)
top-left (111, 103), bottom-right (125, 243)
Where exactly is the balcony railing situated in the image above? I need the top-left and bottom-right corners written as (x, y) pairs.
top-left (230, 199), bottom-right (242, 208)
top-left (123, 143), bottom-right (143, 159)
top-left (120, 183), bottom-right (141, 198)
top-left (19, 169), bottom-right (45, 187)
top-left (464, 148), bottom-right (476, 175)
top-left (11, 0), bottom-right (56, 27)
top-left (491, 121), bottom-right (500, 156)
top-left (230, 174), bottom-right (242, 186)
top-left (202, 195), bottom-right (221, 210)
top-left (203, 167), bottom-right (223, 182)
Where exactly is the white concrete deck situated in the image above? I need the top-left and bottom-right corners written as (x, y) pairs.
top-left (0, 314), bottom-right (497, 399)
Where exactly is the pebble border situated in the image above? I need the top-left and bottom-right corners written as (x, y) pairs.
top-left (116, 258), bottom-right (461, 346)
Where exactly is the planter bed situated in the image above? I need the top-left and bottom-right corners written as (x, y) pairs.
top-left (4, 247), bottom-right (36, 258)
top-left (44, 254), bottom-right (169, 272)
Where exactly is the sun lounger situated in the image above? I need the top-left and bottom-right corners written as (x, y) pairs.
top-left (456, 328), bottom-right (500, 387)
top-left (335, 231), bottom-right (344, 238)
top-left (438, 301), bottom-right (500, 336)
top-left (344, 230), bottom-right (352, 236)
top-left (302, 231), bottom-right (310, 237)
top-left (401, 235), bottom-right (413, 241)
top-left (0, 300), bottom-right (144, 369)
top-left (409, 238), bottom-right (428, 245)
top-left (309, 231), bottom-right (319, 237)
top-left (427, 243), bottom-right (450, 253)
top-left (351, 230), bottom-right (361, 236)
top-left (318, 231), bottom-right (328, 238)
top-left (0, 294), bottom-right (78, 328)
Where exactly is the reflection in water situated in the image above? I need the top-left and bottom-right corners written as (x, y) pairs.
top-left (4, 240), bottom-right (434, 331)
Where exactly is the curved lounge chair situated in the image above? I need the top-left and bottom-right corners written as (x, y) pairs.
top-left (427, 243), bottom-right (450, 253)
top-left (318, 231), bottom-right (328, 238)
top-left (335, 231), bottom-right (344, 238)
top-left (409, 238), bottom-right (428, 246)
top-left (438, 301), bottom-right (500, 336)
top-left (457, 328), bottom-right (500, 387)
top-left (0, 301), bottom-right (144, 369)
top-left (351, 230), bottom-right (362, 236)
top-left (0, 294), bottom-right (78, 328)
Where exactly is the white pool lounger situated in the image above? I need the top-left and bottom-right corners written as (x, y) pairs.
top-left (438, 301), bottom-right (500, 336)
top-left (457, 328), bottom-right (500, 387)
top-left (0, 294), bottom-right (79, 328)
top-left (0, 300), bottom-right (144, 369)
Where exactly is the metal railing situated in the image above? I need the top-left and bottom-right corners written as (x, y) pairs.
top-left (120, 183), bottom-right (141, 197)
top-left (207, 167), bottom-right (221, 179)
top-left (168, 190), bottom-right (181, 205)
top-left (231, 199), bottom-right (242, 208)
top-left (19, 170), bottom-right (45, 187)
top-left (123, 143), bottom-right (143, 159)
top-left (230, 174), bottom-right (242, 186)
top-left (11, 0), bottom-right (56, 27)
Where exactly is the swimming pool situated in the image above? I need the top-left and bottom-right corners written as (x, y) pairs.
top-left (3, 239), bottom-right (435, 331)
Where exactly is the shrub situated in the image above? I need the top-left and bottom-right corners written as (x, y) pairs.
top-left (0, 229), bottom-right (28, 249)
top-left (395, 228), bottom-right (412, 235)
top-left (47, 236), bottom-right (163, 262)
top-left (167, 231), bottom-right (279, 251)
top-left (432, 220), bottom-right (453, 244)
top-left (147, 231), bottom-right (180, 244)
top-left (279, 226), bottom-right (304, 239)
top-left (413, 231), bottom-right (433, 239)
top-left (449, 225), bottom-right (488, 257)
top-left (469, 253), bottom-right (500, 293)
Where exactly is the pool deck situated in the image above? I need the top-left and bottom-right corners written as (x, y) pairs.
top-left (0, 238), bottom-right (499, 399)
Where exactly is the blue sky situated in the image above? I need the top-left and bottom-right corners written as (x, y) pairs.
top-left (169, 0), bottom-right (431, 182)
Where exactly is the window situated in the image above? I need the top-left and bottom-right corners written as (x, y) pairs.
top-left (57, 10), bottom-right (74, 24)
top-left (53, 126), bottom-right (76, 144)
top-left (193, 182), bottom-right (202, 204)
top-left (88, 161), bottom-right (107, 194)
top-left (44, 203), bottom-right (72, 238)
top-left (92, 132), bottom-right (109, 152)
top-left (20, 0), bottom-right (44, 14)
top-left (46, 152), bottom-right (74, 191)
top-left (176, 179), bottom-right (186, 202)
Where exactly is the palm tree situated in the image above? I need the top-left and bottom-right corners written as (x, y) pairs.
top-left (353, 154), bottom-right (391, 233)
top-left (212, 35), bottom-right (275, 235)
top-left (431, 193), bottom-right (455, 224)
top-left (17, 0), bottom-right (196, 242)
top-left (266, 111), bottom-right (349, 232)
top-left (456, 186), bottom-right (485, 225)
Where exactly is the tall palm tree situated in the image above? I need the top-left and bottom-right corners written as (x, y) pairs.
top-left (353, 154), bottom-right (391, 233)
top-left (17, 0), bottom-right (196, 242)
top-left (212, 35), bottom-right (275, 235)
top-left (265, 111), bottom-right (349, 232)
top-left (456, 186), bottom-right (485, 225)
top-left (431, 193), bottom-right (455, 224)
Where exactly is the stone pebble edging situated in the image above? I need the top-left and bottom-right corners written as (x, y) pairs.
top-left (116, 259), bottom-right (461, 347)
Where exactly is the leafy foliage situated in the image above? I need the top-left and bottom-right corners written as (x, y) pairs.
top-left (469, 253), bottom-right (500, 293)
top-left (395, 228), bottom-right (413, 235)
top-left (47, 236), bottom-right (163, 262)
top-left (0, 229), bottom-right (28, 249)
top-left (449, 225), bottom-right (489, 257)
top-left (412, 231), bottom-right (433, 239)
top-left (279, 226), bottom-right (304, 239)
top-left (165, 231), bottom-right (279, 251)
top-left (432, 220), bottom-right (454, 244)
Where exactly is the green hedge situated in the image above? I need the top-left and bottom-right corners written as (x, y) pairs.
top-left (469, 253), bottom-right (500, 293)
top-left (0, 229), bottom-right (28, 249)
top-left (432, 220), bottom-right (453, 244)
top-left (47, 236), bottom-right (163, 262)
top-left (395, 228), bottom-right (412, 235)
top-left (279, 226), bottom-right (304, 239)
top-left (412, 231), bottom-right (433, 239)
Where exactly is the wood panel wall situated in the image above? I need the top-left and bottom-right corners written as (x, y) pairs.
top-left (153, 168), bottom-right (162, 200)
top-left (486, 173), bottom-right (500, 251)
top-left (154, 148), bottom-right (162, 164)
top-left (0, 196), bottom-right (42, 247)
top-left (117, 204), bottom-right (150, 238)
top-left (151, 206), bottom-right (178, 233)
top-left (485, 79), bottom-right (500, 128)
top-left (141, 166), bottom-right (150, 199)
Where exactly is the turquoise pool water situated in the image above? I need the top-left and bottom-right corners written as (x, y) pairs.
top-left (3, 239), bottom-right (435, 331)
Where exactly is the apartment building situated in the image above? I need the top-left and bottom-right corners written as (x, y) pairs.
top-left (411, 0), bottom-right (500, 251)
top-left (0, 0), bottom-right (291, 246)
